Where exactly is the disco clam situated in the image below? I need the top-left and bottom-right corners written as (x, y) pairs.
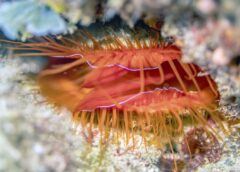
top-left (9, 30), bottom-right (229, 168)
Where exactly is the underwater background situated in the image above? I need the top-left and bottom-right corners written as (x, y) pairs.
top-left (0, 0), bottom-right (240, 171)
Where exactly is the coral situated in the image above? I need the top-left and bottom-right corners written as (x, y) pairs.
top-left (105, 0), bottom-right (173, 26)
top-left (0, 0), bottom-right (66, 40)
top-left (181, 127), bottom-right (223, 171)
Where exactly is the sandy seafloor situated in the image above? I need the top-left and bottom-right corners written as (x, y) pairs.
top-left (0, 55), bottom-right (239, 172)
